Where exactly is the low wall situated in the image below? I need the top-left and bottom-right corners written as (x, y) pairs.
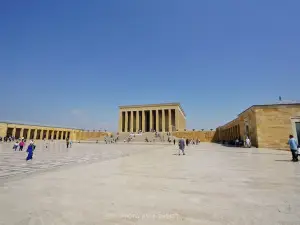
top-left (173, 131), bottom-right (217, 142)
top-left (77, 131), bottom-right (111, 141)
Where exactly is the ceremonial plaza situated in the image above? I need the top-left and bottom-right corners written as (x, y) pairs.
top-left (0, 102), bottom-right (300, 224)
top-left (1, 102), bottom-right (300, 149)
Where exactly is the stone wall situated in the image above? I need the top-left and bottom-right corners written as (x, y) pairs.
top-left (239, 108), bottom-right (258, 147)
top-left (177, 109), bottom-right (186, 132)
top-left (173, 131), bottom-right (217, 142)
top-left (0, 123), bottom-right (7, 137)
top-left (76, 131), bottom-right (111, 141)
top-left (0, 122), bottom-right (80, 140)
top-left (217, 104), bottom-right (300, 150)
top-left (255, 105), bottom-right (300, 149)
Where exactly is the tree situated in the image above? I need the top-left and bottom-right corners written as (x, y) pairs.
top-left (192, 129), bottom-right (195, 131)
top-left (201, 129), bottom-right (204, 131)
top-left (210, 129), bottom-right (213, 131)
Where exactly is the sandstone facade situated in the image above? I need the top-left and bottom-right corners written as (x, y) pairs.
top-left (216, 104), bottom-right (300, 150)
top-left (118, 103), bottom-right (186, 133)
top-left (173, 131), bottom-right (216, 142)
top-left (0, 122), bottom-right (110, 141)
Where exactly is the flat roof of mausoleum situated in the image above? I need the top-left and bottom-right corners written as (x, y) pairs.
top-left (119, 103), bottom-right (185, 116)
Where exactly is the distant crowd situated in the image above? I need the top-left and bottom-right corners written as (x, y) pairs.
top-left (221, 136), bottom-right (252, 148)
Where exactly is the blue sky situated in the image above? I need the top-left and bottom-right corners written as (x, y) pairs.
top-left (0, 0), bottom-right (299, 131)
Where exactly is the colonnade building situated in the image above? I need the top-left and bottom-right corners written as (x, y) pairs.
top-left (118, 103), bottom-right (186, 133)
top-left (0, 122), bottom-right (81, 140)
top-left (216, 102), bottom-right (300, 149)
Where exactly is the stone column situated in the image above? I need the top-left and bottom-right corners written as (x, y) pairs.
top-left (142, 110), bottom-right (145, 132)
top-left (169, 109), bottom-right (172, 132)
top-left (136, 111), bottom-right (140, 132)
top-left (61, 131), bottom-right (64, 140)
top-left (20, 128), bottom-right (24, 139)
top-left (130, 111), bottom-right (134, 132)
top-left (162, 110), bottom-right (165, 132)
top-left (125, 111), bottom-right (128, 132)
top-left (118, 111), bottom-right (123, 132)
top-left (12, 127), bottom-right (16, 137)
top-left (149, 110), bottom-right (153, 132)
top-left (156, 110), bottom-right (159, 132)
top-left (40, 129), bottom-right (43, 139)
top-left (33, 129), bottom-right (37, 139)
top-left (175, 109), bottom-right (179, 131)
top-left (27, 129), bottom-right (31, 140)
top-left (46, 130), bottom-right (49, 139)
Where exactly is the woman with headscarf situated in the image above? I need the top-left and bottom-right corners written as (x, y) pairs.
top-left (26, 143), bottom-right (35, 161)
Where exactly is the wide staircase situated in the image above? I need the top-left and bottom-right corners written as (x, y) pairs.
top-left (116, 132), bottom-right (178, 143)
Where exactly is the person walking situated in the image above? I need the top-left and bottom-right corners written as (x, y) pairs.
top-left (288, 135), bottom-right (298, 162)
top-left (26, 143), bottom-right (35, 161)
top-left (178, 138), bottom-right (186, 155)
top-left (173, 139), bottom-right (176, 145)
top-left (186, 139), bottom-right (189, 147)
top-left (19, 140), bottom-right (25, 151)
top-left (13, 141), bottom-right (19, 151)
top-left (245, 137), bottom-right (251, 148)
top-left (66, 138), bottom-right (70, 148)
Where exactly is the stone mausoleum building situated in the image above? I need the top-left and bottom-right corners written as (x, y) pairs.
top-left (118, 103), bottom-right (186, 133)
top-left (216, 102), bottom-right (300, 149)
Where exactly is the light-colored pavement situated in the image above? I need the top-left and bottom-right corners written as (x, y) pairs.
top-left (0, 142), bottom-right (299, 225)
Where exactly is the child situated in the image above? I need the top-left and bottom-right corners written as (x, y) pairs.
top-left (13, 141), bottom-right (19, 151)
top-left (26, 143), bottom-right (35, 161)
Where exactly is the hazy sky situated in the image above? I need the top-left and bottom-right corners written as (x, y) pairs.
top-left (1, 0), bottom-right (299, 131)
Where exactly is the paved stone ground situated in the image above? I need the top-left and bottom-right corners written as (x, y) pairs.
top-left (0, 142), bottom-right (300, 225)
top-left (0, 141), bottom-right (153, 181)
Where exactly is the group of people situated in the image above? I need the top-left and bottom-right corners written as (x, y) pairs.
top-left (222, 137), bottom-right (251, 148)
top-left (13, 140), bottom-right (25, 151)
top-left (0, 136), bottom-right (17, 142)
top-left (10, 137), bottom-right (74, 161)
top-left (105, 136), bottom-right (118, 143)
top-left (172, 138), bottom-right (200, 146)
top-left (12, 138), bottom-right (36, 161)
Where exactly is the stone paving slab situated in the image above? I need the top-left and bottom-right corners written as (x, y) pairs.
top-left (0, 142), bottom-right (155, 182)
top-left (0, 142), bottom-right (299, 225)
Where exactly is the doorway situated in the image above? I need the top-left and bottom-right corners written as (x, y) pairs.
top-left (296, 122), bottom-right (300, 144)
